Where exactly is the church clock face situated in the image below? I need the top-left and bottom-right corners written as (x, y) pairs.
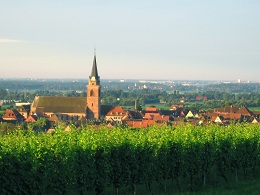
top-left (91, 76), bottom-right (96, 81)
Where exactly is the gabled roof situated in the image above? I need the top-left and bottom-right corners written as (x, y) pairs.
top-left (106, 106), bottom-right (124, 116)
top-left (122, 110), bottom-right (143, 120)
top-left (143, 113), bottom-right (160, 119)
top-left (186, 111), bottom-right (194, 118)
top-left (3, 109), bottom-right (24, 120)
top-left (237, 106), bottom-right (252, 116)
top-left (213, 116), bottom-right (224, 123)
top-left (127, 110), bottom-right (143, 119)
top-left (25, 115), bottom-right (38, 123)
top-left (31, 96), bottom-right (86, 114)
top-left (252, 118), bottom-right (259, 124)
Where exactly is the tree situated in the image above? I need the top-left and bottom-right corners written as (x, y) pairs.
top-left (29, 118), bottom-right (51, 132)
top-left (136, 105), bottom-right (142, 112)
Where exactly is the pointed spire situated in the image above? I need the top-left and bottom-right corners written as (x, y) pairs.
top-left (91, 55), bottom-right (99, 77)
top-left (89, 53), bottom-right (100, 83)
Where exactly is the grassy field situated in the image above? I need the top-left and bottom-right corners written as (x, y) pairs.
top-left (121, 103), bottom-right (169, 110)
top-left (145, 103), bottom-right (169, 109)
top-left (249, 107), bottom-right (260, 112)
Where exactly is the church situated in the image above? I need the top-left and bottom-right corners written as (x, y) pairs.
top-left (30, 55), bottom-right (102, 121)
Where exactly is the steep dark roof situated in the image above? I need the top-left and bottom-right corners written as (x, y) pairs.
top-left (101, 105), bottom-right (113, 116)
top-left (31, 96), bottom-right (86, 113)
top-left (18, 105), bottom-right (31, 112)
top-left (90, 55), bottom-right (100, 80)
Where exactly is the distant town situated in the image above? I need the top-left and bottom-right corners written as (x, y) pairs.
top-left (0, 55), bottom-right (260, 132)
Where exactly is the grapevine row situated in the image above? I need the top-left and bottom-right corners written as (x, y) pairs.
top-left (0, 124), bottom-right (259, 194)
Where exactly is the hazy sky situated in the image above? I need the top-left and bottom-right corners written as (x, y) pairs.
top-left (1, 0), bottom-right (260, 81)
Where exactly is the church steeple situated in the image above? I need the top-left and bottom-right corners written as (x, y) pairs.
top-left (86, 54), bottom-right (101, 121)
top-left (89, 55), bottom-right (100, 84)
top-left (90, 55), bottom-right (99, 78)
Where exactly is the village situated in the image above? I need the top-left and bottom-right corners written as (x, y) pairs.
top-left (1, 101), bottom-right (260, 130)
top-left (1, 55), bottom-right (260, 131)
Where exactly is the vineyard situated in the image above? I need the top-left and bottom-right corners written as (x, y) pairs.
top-left (0, 124), bottom-right (260, 194)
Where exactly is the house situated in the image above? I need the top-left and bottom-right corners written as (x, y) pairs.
top-left (126, 119), bottom-right (155, 128)
top-left (251, 117), bottom-right (259, 124)
top-left (237, 106), bottom-right (252, 117)
top-left (211, 115), bottom-right (224, 124)
top-left (122, 110), bottom-right (143, 121)
top-left (180, 97), bottom-right (186, 103)
top-left (25, 115), bottom-right (38, 123)
top-left (105, 106), bottom-right (125, 123)
top-left (2, 109), bottom-right (24, 123)
top-left (17, 105), bottom-right (31, 119)
top-left (185, 111), bottom-right (194, 119)
top-left (170, 104), bottom-right (184, 112)
top-left (145, 107), bottom-right (159, 114)
top-left (213, 105), bottom-right (239, 114)
top-left (196, 96), bottom-right (202, 101)
top-left (153, 115), bottom-right (170, 123)
top-left (206, 105), bottom-right (254, 124)
top-left (194, 113), bottom-right (200, 119)
top-left (143, 112), bottom-right (160, 119)
top-left (160, 110), bottom-right (175, 120)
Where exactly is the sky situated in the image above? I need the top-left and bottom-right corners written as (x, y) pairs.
top-left (0, 0), bottom-right (260, 81)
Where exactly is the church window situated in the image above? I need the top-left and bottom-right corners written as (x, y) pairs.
top-left (90, 90), bottom-right (94, 96)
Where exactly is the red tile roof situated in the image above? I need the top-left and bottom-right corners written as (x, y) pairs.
top-left (3, 109), bottom-right (24, 121)
top-left (126, 119), bottom-right (155, 128)
top-left (153, 115), bottom-right (170, 121)
top-left (49, 114), bottom-right (59, 122)
top-left (145, 107), bottom-right (158, 113)
top-left (106, 106), bottom-right (125, 116)
top-left (25, 115), bottom-right (38, 123)
top-left (237, 106), bottom-right (252, 116)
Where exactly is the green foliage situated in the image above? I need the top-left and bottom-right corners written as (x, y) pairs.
top-left (28, 118), bottom-right (51, 132)
top-left (0, 124), bottom-right (259, 194)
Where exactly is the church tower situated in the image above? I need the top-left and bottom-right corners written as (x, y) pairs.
top-left (86, 55), bottom-right (101, 120)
